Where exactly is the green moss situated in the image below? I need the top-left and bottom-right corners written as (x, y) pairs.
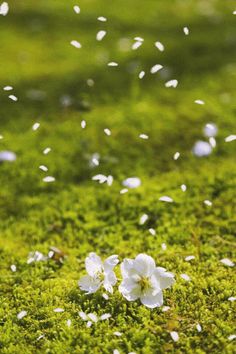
top-left (0, 0), bottom-right (235, 353)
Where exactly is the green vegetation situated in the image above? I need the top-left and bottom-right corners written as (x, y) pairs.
top-left (0, 0), bottom-right (235, 353)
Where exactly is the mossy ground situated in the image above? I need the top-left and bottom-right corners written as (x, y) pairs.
top-left (0, 0), bottom-right (236, 353)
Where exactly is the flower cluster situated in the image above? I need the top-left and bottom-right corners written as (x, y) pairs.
top-left (78, 253), bottom-right (175, 309)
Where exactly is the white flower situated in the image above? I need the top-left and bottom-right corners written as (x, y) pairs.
top-left (119, 254), bottom-right (175, 308)
top-left (79, 253), bottom-right (119, 294)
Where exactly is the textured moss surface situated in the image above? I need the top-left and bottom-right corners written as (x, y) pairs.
top-left (0, 0), bottom-right (235, 353)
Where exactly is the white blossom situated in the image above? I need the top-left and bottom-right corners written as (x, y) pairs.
top-left (79, 253), bottom-right (119, 294)
top-left (119, 254), bottom-right (175, 308)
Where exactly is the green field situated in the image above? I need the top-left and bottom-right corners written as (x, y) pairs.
top-left (0, 0), bottom-right (236, 353)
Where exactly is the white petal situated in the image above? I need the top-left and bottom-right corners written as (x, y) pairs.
top-left (154, 269), bottom-right (175, 289)
top-left (119, 281), bottom-right (141, 301)
top-left (120, 258), bottom-right (135, 278)
top-left (104, 271), bottom-right (117, 293)
top-left (103, 255), bottom-right (119, 272)
top-left (78, 275), bottom-right (101, 294)
top-left (85, 252), bottom-right (103, 276)
top-left (134, 254), bottom-right (156, 277)
top-left (140, 290), bottom-right (163, 308)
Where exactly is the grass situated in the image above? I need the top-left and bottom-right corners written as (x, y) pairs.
top-left (0, 0), bottom-right (236, 353)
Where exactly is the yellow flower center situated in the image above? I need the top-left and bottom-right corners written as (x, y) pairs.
top-left (139, 277), bottom-right (151, 292)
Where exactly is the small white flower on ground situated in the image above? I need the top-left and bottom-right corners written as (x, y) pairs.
top-left (122, 177), bottom-right (141, 189)
top-left (192, 141), bottom-right (212, 157)
top-left (203, 123), bottom-right (218, 137)
top-left (220, 258), bottom-right (235, 267)
top-left (79, 253), bottom-right (119, 294)
top-left (170, 331), bottom-right (179, 342)
top-left (119, 254), bottom-right (175, 308)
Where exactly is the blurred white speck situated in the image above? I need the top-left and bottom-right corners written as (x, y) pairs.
top-left (220, 258), bottom-right (235, 267)
top-left (139, 134), bottom-right (149, 139)
top-left (0, 151), bottom-right (16, 162)
top-left (185, 255), bottom-right (195, 261)
top-left (102, 293), bottom-right (109, 300)
top-left (155, 41), bottom-right (164, 51)
top-left (100, 313), bottom-right (111, 320)
top-left (161, 243), bottom-right (167, 251)
top-left (8, 94), bottom-right (18, 101)
top-left (0, 135), bottom-right (3, 139)
top-left (203, 123), bottom-right (218, 137)
top-left (193, 141), bottom-right (212, 157)
top-left (196, 323), bottom-right (202, 332)
top-left (43, 176), bottom-right (55, 183)
top-left (67, 319), bottom-right (72, 327)
top-left (87, 313), bottom-right (98, 322)
top-left (139, 71), bottom-right (145, 79)
top-left (97, 16), bottom-right (107, 22)
top-left (149, 228), bottom-right (156, 236)
top-left (170, 331), bottom-right (179, 342)
top-left (43, 147), bottom-right (51, 155)
top-left (225, 135), bottom-right (236, 142)
top-left (159, 196), bottom-right (173, 203)
top-left (228, 334), bottom-right (236, 341)
top-left (86, 320), bottom-right (92, 328)
top-left (132, 41), bottom-right (142, 50)
top-left (209, 137), bottom-right (216, 148)
top-left (10, 264), bottom-right (16, 272)
top-left (39, 165), bottom-right (48, 172)
top-left (113, 350), bottom-right (120, 354)
top-left (183, 26), bottom-right (190, 35)
top-left (107, 175), bottom-right (113, 186)
top-left (139, 214), bottom-right (148, 225)
top-left (73, 5), bottom-right (80, 14)
top-left (165, 80), bottom-right (178, 88)
top-left (181, 184), bottom-right (187, 192)
top-left (54, 308), bottom-right (64, 313)
top-left (108, 62), bottom-right (118, 67)
top-left (3, 85), bottom-right (13, 91)
top-left (173, 151), bottom-right (180, 160)
top-left (134, 36), bottom-right (144, 42)
top-left (204, 200), bottom-right (212, 206)
top-left (0, 2), bottom-right (9, 16)
top-left (104, 128), bottom-right (111, 136)
top-left (79, 311), bottom-right (88, 320)
top-left (123, 177), bottom-right (141, 189)
top-left (120, 188), bottom-right (128, 194)
top-left (70, 40), bottom-right (82, 48)
top-left (96, 30), bottom-right (106, 41)
top-left (17, 311), bottom-right (27, 320)
top-left (180, 273), bottom-right (191, 281)
top-left (87, 78), bottom-right (94, 87)
top-left (195, 99), bottom-right (205, 105)
top-left (233, 11), bottom-right (236, 15)
top-left (114, 331), bottom-right (122, 336)
top-left (37, 334), bottom-right (45, 341)
top-left (162, 306), bottom-right (170, 312)
top-left (228, 297), bottom-right (236, 302)
top-left (81, 120), bottom-right (86, 129)
top-left (150, 64), bottom-right (163, 74)
top-left (32, 122), bottom-right (40, 131)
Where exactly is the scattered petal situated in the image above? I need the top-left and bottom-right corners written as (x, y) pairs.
top-left (180, 273), bottom-right (191, 281)
top-left (100, 313), bottom-right (111, 320)
top-left (96, 30), bottom-right (107, 41)
top-left (228, 335), bottom-right (236, 341)
top-left (32, 122), bottom-right (40, 131)
top-left (8, 94), bottom-right (18, 101)
top-left (170, 331), bottom-right (179, 342)
top-left (220, 258), bottom-right (235, 267)
top-left (159, 196), bottom-right (173, 203)
top-left (104, 128), bottom-right (111, 136)
top-left (139, 214), bottom-right (148, 225)
top-left (10, 264), bottom-right (16, 272)
top-left (225, 135), bottom-right (236, 142)
top-left (0, 151), bottom-right (16, 162)
top-left (203, 123), bottom-right (218, 137)
top-left (165, 80), bottom-right (178, 88)
top-left (81, 120), bottom-right (86, 128)
top-left (183, 26), bottom-right (190, 35)
top-left (155, 41), bottom-right (165, 51)
top-left (3, 85), bottom-right (13, 91)
top-left (73, 5), bottom-right (80, 14)
top-left (173, 152), bottom-right (180, 160)
top-left (43, 176), bottom-right (55, 183)
top-left (108, 62), bottom-right (118, 67)
top-left (123, 177), bottom-right (141, 189)
top-left (181, 184), bottom-right (187, 192)
top-left (150, 64), bottom-right (163, 74)
top-left (132, 41), bottom-right (143, 50)
top-left (0, 2), bottom-right (9, 16)
top-left (97, 16), bottom-right (107, 22)
top-left (196, 323), bottom-right (202, 332)
top-left (54, 308), bottom-right (64, 313)
top-left (204, 200), bottom-right (212, 206)
top-left (195, 100), bottom-right (205, 105)
top-left (193, 141), bottom-right (212, 157)
top-left (139, 71), bottom-right (145, 79)
top-left (185, 255), bottom-right (195, 262)
top-left (39, 165), bottom-right (48, 172)
top-left (43, 147), bottom-right (51, 155)
top-left (17, 311), bottom-right (27, 320)
top-left (70, 40), bottom-right (82, 48)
